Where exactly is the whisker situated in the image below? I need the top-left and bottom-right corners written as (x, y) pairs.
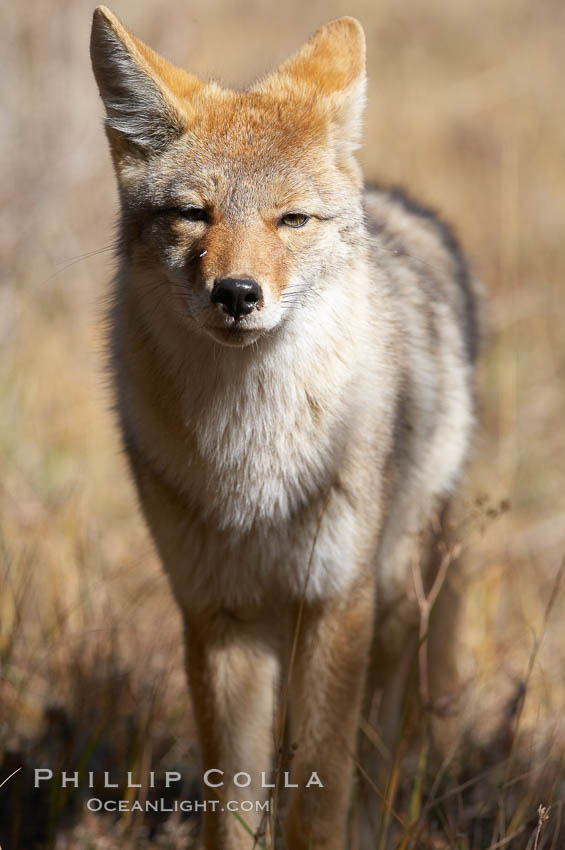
top-left (41, 243), bottom-right (119, 285)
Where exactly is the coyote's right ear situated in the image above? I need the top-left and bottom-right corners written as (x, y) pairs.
top-left (90, 6), bottom-right (202, 156)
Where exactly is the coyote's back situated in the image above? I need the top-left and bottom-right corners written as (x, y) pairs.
top-left (91, 8), bottom-right (482, 849)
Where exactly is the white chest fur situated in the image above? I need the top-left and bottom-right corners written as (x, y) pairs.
top-left (121, 266), bottom-right (398, 605)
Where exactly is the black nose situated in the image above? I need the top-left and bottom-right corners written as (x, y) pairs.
top-left (211, 277), bottom-right (263, 319)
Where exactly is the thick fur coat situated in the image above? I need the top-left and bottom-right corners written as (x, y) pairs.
top-left (91, 9), bottom-right (482, 849)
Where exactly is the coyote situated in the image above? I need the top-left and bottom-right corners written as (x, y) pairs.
top-left (90, 8), bottom-right (481, 849)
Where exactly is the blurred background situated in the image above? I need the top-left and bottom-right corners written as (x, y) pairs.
top-left (1, 0), bottom-right (564, 847)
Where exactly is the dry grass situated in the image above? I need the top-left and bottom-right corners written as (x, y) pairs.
top-left (1, 0), bottom-right (565, 847)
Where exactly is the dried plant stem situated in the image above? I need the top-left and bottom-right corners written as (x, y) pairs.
top-left (411, 540), bottom-right (462, 711)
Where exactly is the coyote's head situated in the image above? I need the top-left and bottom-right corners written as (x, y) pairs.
top-left (91, 8), bottom-right (366, 348)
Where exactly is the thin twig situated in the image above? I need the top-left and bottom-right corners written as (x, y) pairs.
top-left (533, 805), bottom-right (550, 850)
top-left (505, 556), bottom-right (565, 785)
top-left (268, 491), bottom-right (332, 844)
top-left (411, 534), bottom-right (461, 710)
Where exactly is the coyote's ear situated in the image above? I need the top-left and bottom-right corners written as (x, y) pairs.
top-left (90, 6), bottom-right (201, 156)
top-left (256, 18), bottom-right (366, 152)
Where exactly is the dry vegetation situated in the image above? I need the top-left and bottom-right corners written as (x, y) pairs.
top-left (1, 0), bottom-right (565, 847)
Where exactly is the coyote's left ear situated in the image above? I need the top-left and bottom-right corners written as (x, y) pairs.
top-left (255, 18), bottom-right (366, 153)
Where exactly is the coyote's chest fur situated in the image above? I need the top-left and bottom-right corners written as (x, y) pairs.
top-left (118, 264), bottom-right (398, 604)
top-left (183, 368), bottom-right (342, 533)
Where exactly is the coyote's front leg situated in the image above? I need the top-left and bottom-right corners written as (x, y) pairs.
top-left (184, 608), bottom-right (283, 850)
top-left (285, 576), bottom-right (375, 850)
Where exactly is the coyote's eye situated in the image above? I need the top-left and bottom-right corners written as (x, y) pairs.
top-left (176, 206), bottom-right (209, 223)
top-left (280, 211), bottom-right (310, 228)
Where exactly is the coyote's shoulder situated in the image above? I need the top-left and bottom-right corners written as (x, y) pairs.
top-left (365, 184), bottom-right (481, 364)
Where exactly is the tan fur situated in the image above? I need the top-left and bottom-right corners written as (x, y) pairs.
top-left (91, 9), bottom-right (482, 849)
